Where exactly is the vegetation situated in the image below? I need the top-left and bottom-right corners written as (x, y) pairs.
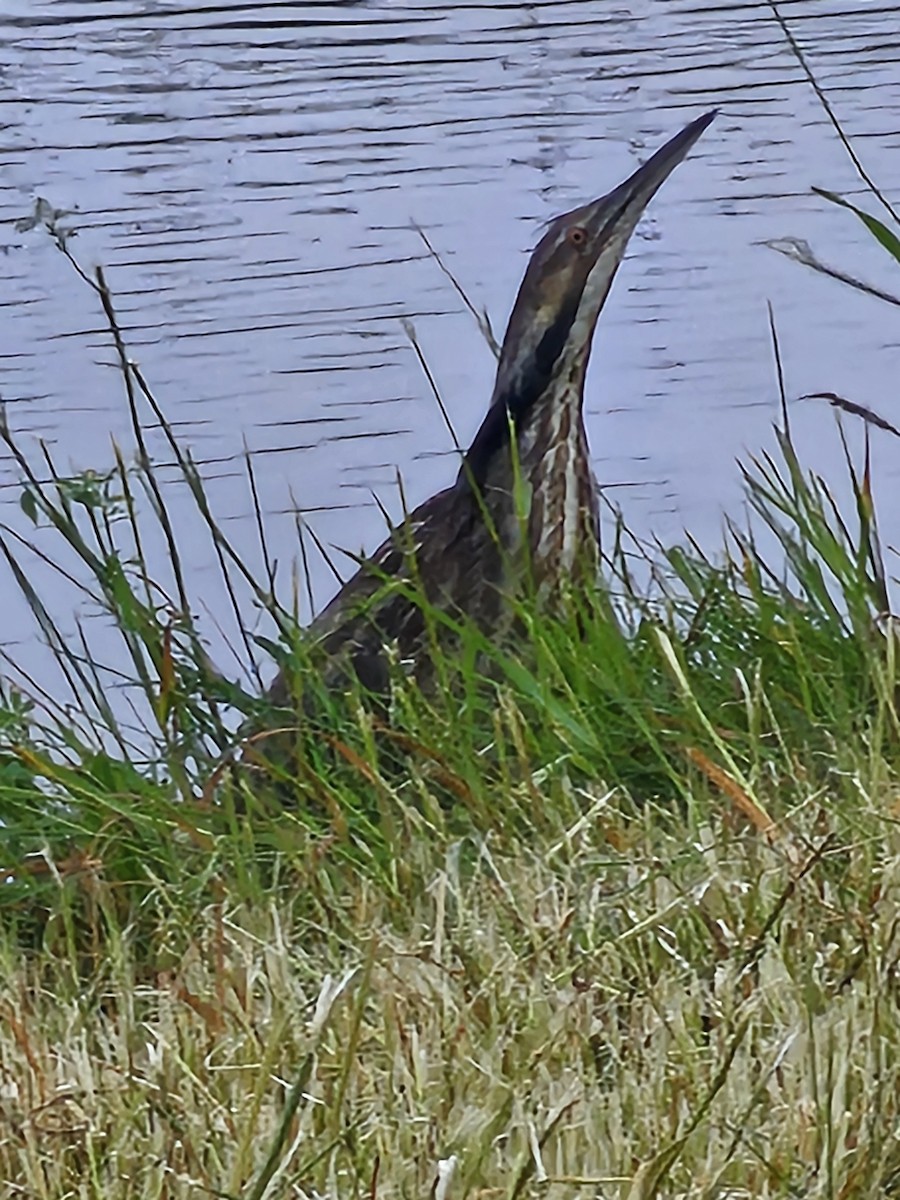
top-left (3, 72), bottom-right (900, 1200)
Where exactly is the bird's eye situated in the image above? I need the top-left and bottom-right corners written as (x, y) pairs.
top-left (568, 226), bottom-right (588, 247)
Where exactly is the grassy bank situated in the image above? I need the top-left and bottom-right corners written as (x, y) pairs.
top-left (3, 141), bottom-right (900, 1198)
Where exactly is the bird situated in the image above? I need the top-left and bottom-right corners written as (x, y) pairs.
top-left (268, 110), bottom-right (716, 709)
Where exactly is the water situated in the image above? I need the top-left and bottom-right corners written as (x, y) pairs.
top-left (2, 0), bottom-right (899, 695)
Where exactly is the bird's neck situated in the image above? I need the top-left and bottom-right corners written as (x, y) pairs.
top-left (460, 355), bottom-right (599, 585)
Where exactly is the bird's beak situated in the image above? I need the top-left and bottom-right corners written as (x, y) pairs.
top-left (579, 109), bottom-right (717, 249)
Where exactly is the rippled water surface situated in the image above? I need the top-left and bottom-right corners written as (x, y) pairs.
top-left (2, 0), bottom-right (900, 679)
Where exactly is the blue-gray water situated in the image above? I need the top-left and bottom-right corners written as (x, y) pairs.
top-left (2, 0), bottom-right (899, 704)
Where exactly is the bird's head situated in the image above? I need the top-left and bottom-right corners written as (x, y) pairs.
top-left (462, 110), bottom-right (716, 485)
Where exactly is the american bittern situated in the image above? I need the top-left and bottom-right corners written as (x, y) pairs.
top-left (269, 110), bottom-right (716, 706)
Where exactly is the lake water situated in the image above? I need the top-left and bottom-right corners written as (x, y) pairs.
top-left (2, 0), bottom-right (900, 698)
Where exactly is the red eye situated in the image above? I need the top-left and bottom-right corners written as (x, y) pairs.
top-left (568, 226), bottom-right (588, 247)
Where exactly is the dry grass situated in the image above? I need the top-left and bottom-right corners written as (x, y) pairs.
top-left (3, 780), bottom-right (899, 1199)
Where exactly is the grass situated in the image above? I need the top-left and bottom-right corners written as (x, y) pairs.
top-left (3, 80), bottom-right (900, 1196)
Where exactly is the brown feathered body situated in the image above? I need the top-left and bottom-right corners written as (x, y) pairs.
top-left (268, 111), bottom-right (715, 706)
